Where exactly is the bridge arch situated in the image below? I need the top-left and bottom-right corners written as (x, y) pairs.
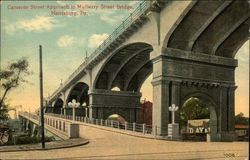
top-left (104, 111), bottom-right (129, 123)
top-left (53, 98), bottom-right (64, 114)
top-left (162, 0), bottom-right (248, 58)
top-left (181, 91), bottom-right (218, 141)
top-left (66, 82), bottom-right (89, 106)
top-left (94, 42), bottom-right (153, 91)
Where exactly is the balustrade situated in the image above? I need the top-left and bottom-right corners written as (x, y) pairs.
top-left (19, 112), bottom-right (153, 137)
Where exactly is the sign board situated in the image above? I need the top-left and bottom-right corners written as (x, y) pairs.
top-left (187, 119), bottom-right (210, 134)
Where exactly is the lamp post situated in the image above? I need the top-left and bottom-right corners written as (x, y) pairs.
top-left (68, 99), bottom-right (80, 122)
top-left (169, 104), bottom-right (178, 124)
top-left (39, 45), bottom-right (45, 148)
top-left (82, 102), bottom-right (88, 117)
top-left (168, 104), bottom-right (180, 140)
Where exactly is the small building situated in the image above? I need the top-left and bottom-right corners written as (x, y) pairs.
top-left (140, 101), bottom-right (152, 126)
top-left (235, 125), bottom-right (249, 141)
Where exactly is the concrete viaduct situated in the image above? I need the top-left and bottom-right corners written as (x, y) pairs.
top-left (46, 0), bottom-right (249, 141)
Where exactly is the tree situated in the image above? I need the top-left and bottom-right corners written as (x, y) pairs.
top-left (0, 103), bottom-right (9, 121)
top-left (235, 112), bottom-right (249, 125)
top-left (0, 57), bottom-right (31, 109)
top-left (180, 97), bottom-right (210, 127)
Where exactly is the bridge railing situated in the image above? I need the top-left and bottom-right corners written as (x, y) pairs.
top-left (20, 112), bottom-right (168, 137)
top-left (48, 0), bottom-right (153, 101)
top-left (19, 112), bottom-right (77, 138)
top-left (44, 113), bottom-right (153, 135)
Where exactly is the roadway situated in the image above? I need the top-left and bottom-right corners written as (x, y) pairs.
top-left (1, 125), bottom-right (248, 160)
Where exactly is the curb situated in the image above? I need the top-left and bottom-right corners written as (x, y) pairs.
top-left (0, 139), bottom-right (89, 152)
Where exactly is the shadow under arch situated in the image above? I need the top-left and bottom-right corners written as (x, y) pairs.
top-left (93, 42), bottom-right (153, 90)
top-left (53, 98), bottom-right (64, 114)
top-left (66, 82), bottom-right (89, 106)
top-left (103, 110), bottom-right (129, 123)
top-left (180, 91), bottom-right (218, 141)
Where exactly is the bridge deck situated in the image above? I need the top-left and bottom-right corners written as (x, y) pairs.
top-left (2, 119), bottom-right (248, 159)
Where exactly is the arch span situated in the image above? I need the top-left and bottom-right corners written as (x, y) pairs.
top-left (53, 98), bottom-right (63, 114)
top-left (181, 92), bottom-right (218, 141)
top-left (94, 42), bottom-right (153, 91)
top-left (66, 82), bottom-right (89, 106)
top-left (163, 0), bottom-right (249, 58)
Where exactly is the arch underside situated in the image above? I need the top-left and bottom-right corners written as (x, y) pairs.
top-left (54, 98), bottom-right (63, 108)
top-left (165, 0), bottom-right (249, 58)
top-left (95, 43), bottom-right (153, 92)
top-left (103, 109), bottom-right (129, 122)
top-left (53, 98), bottom-right (63, 114)
top-left (66, 82), bottom-right (89, 106)
top-left (180, 86), bottom-right (219, 141)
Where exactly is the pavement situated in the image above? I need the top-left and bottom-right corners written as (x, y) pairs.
top-left (0, 138), bottom-right (89, 152)
top-left (0, 124), bottom-right (248, 160)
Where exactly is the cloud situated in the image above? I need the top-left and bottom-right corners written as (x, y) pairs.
top-left (129, 1), bottom-right (140, 6)
top-left (88, 33), bottom-right (109, 48)
top-left (57, 35), bottom-right (84, 47)
top-left (4, 16), bottom-right (60, 34)
top-left (100, 14), bottom-right (124, 25)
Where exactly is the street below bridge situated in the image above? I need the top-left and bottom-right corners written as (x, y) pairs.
top-left (1, 126), bottom-right (248, 160)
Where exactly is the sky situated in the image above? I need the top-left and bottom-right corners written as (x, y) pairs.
top-left (1, 1), bottom-right (249, 117)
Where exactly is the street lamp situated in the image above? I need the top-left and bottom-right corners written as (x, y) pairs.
top-left (68, 99), bottom-right (80, 122)
top-left (168, 104), bottom-right (180, 140)
top-left (82, 102), bottom-right (88, 118)
top-left (169, 104), bottom-right (179, 124)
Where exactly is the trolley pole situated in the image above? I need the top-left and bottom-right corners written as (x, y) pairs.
top-left (39, 45), bottom-right (45, 148)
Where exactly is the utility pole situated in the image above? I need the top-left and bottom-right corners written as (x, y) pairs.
top-left (39, 45), bottom-right (45, 148)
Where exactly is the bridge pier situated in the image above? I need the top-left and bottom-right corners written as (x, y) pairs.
top-left (89, 89), bottom-right (141, 123)
top-left (151, 78), bottom-right (170, 136)
top-left (151, 49), bottom-right (238, 141)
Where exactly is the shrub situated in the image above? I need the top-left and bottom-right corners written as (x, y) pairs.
top-left (14, 136), bottom-right (55, 145)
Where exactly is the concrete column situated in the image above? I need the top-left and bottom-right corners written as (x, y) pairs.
top-left (129, 109), bottom-right (135, 123)
top-left (152, 79), bottom-right (170, 136)
top-left (219, 86), bottom-right (228, 133)
top-left (125, 122), bottom-right (128, 130)
top-left (228, 86), bottom-right (237, 132)
top-left (67, 123), bottom-right (79, 138)
top-left (72, 107), bottom-right (75, 122)
top-left (111, 120), bottom-right (114, 128)
top-left (60, 108), bottom-right (63, 116)
top-left (85, 107), bottom-right (88, 117)
top-left (151, 53), bottom-right (172, 136)
top-left (171, 81), bottom-right (181, 124)
top-left (63, 107), bottom-right (66, 116)
top-left (88, 106), bottom-right (96, 119)
top-left (143, 123), bottom-right (146, 134)
top-left (218, 85), bottom-right (237, 141)
top-left (133, 122), bottom-right (136, 131)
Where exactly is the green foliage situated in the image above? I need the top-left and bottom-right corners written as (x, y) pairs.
top-left (14, 136), bottom-right (55, 145)
top-left (180, 97), bottom-right (210, 127)
top-left (0, 103), bottom-right (9, 121)
top-left (235, 112), bottom-right (249, 125)
top-left (0, 57), bottom-right (31, 109)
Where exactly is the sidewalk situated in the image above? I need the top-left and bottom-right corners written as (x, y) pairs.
top-left (0, 138), bottom-right (89, 152)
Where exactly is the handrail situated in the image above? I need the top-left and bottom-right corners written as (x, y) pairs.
top-left (48, 1), bottom-right (153, 101)
top-left (20, 112), bottom-right (155, 135)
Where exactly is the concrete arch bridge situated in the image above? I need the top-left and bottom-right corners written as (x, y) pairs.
top-left (46, 0), bottom-right (249, 141)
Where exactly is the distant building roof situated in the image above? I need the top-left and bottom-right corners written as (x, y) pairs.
top-left (235, 125), bottom-right (249, 129)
